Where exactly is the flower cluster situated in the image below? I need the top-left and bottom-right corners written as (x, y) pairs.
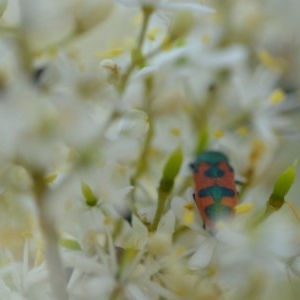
top-left (0, 0), bottom-right (299, 299)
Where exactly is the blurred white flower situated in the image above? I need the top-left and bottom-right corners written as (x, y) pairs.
top-left (116, 0), bottom-right (214, 14)
top-left (19, 0), bottom-right (75, 51)
top-left (0, 240), bottom-right (51, 300)
top-left (214, 213), bottom-right (300, 294)
top-left (106, 109), bottom-right (149, 140)
top-left (0, 1), bottom-right (299, 299)
top-left (18, 0), bottom-right (114, 52)
top-left (72, 0), bottom-right (114, 33)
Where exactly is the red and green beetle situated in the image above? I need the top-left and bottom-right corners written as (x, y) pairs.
top-left (190, 151), bottom-right (238, 230)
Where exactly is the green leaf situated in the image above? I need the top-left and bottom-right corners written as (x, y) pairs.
top-left (81, 182), bottom-right (98, 207)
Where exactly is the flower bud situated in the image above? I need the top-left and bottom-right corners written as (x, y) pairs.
top-left (268, 161), bottom-right (297, 210)
top-left (81, 182), bottom-right (98, 207)
top-left (60, 238), bottom-right (81, 250)
top-left (159, 147), bottom-right (183, 193)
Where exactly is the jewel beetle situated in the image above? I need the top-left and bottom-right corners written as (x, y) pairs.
top-left (190, 151), bottom-right (238, 230)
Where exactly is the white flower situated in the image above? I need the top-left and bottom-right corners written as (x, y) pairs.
top-left (55, 166), bottom-right (133, 252)
top-left (0, 85), bottom-right (89, 170)
top-left (106, 109), bottom-right (149, 140)
top-left (0, 240), bottom-right (52, 300)
top-left (189, 236), bottom-right (217, 269)
top-left (38, 54), bottom-right (109, 101)
top-left (18, 0), bottom-right (114, 52)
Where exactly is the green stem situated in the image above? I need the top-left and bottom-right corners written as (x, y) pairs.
top-left (137, 7), bottom-right (153, 50)
top-left (32, 171), bottom-right (69, 300)
top-left (150, 191), bottom-right (168, 232)
top-left (129, 120), bottom-right (154, 216)
top-left (249, 204), bottom-right (278, 229)
top-left (38, 207), bottom-right (69, 300)
top-left (130, 119), bottom-right (154, 189)
top-left (118, 7), bottom-right (152, 93)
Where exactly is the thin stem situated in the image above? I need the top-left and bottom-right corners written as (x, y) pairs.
top-left (131, 120), bottom-right (154, 185)
top-left (118, 7), bottom-right (152, 92)
top-left (249, 204), bottom-right (276, 229)
top-left (39, 207), bottom-right (69, 300)
top-left (137, 7), bottom-right (152, 50)
top-left (129, 76), bottom-right (155, 217)
top-left (130, 119), bottom-right (154, 215)
top-left (285, 200), bottom-right (300, 225)
top-left (32, 172), bottom-right (69, 300)
top-left (150, 191), bottom-right (168, 232)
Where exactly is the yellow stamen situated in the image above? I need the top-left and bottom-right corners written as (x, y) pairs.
top-left (213, 130), bottom-right (224, 138)
top-left (34, 249), bottom-right (44, 266)
top-left (97, 48), bottom-right (124, 58)
top-left (104, 217), bottom-right (112, 225)
top-left (285, 200), bottom-right (300, 225)
top-left (22, 231), bottom-right (32, 239)
top-left (201, 33), bottom-right (211, 45)
top-left (250, 139), bottom-right (265, 163)
top-left (34, 240), bottom-right (45, 266)
top-left (234, 203), bottom-right (254, 214)
top-left (175, 246), bottom-right (185, 256)
top-left (147, 27), bottom-right (162, 41)
top-left (170, 128), bottom-right (181, 136)
top-left (269, 88), bottom-right (286, 104)
top-left (35, 47), bottom-right (58, 58)
top-left (236, 126), bottom-right (249, 137)
top-left (257, 49), bottom-right (287, 72)
top-left (183, 203), bottom-right (195, 225)
top-left (45, 173), bottom-right (57, 183)
top-left (207, 265), bottom-right (217, 276)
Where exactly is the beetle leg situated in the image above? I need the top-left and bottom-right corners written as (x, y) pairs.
top-left (235, 180), bottom-right (244, 186)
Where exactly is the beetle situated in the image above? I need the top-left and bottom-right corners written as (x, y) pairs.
top-left (190, 151), bottom-right (238, 230)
